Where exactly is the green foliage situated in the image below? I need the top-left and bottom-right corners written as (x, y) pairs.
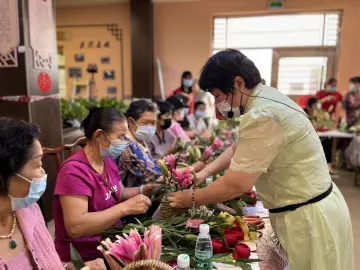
top-left (61, 98), bottom-right (129, 128)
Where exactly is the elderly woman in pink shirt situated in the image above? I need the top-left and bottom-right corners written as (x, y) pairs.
top-left (0, 117), bottom-right (104, 270)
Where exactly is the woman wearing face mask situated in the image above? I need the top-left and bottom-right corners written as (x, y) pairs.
top-left (166, 96), bottom-right (193, 141)
top-left (0, 118), bottom-right (105, 270)
top-left (186, 101), bottom-right (209, 136)
top-left (118, 100), bottom-right (162, 188)
top-left (169, 50), bottom-right (353, 270)
top-left (316, 78), bottom-right (343, 116)
top-left (148, 101), bottom-right (177, 160)
top-left (344, 76), bottom-right (360, 128)
top-left (169, 71), bottom-right (196, 114)
top-left (53, 107), bottom-right (156, 264)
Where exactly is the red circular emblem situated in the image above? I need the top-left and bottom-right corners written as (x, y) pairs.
top-left (37, 72), bottom-right (52, 92)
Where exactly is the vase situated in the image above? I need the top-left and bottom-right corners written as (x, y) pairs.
top-left (160, 195), bottom-right (188, 219)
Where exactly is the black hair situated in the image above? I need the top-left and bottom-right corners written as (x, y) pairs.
top-left (156, 101), bottom-right (173, 118)
top-left (349, 76), bottom-right (360, 84)
top-left (125, 100), bottom-right (155, 121)
top-left (307, 97), bottom-right (318, 108)
top-left (166, 96), bottom-right (185, 111)
top-left (195, 101), bottom-right (206, 110)
top-left (0, 117), bottom-right (41, 195)
top-left (199, 49), bottom-right (262, 94)
top-left (326, 78), bottom-right (337, 85)
top-left (81, 107), bottom-right (125, 139)
top-left (181, 71), bottom-right (193, 92)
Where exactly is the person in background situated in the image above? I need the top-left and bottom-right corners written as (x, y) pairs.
top-left (195, 87), bottom-right (216, 128)
top-left (187, 101), bottom-right (210, 136)
top-left (169, 71), bottom-right (196, 114)
top-left (54, 107), bottom-right (156, 263)
top-left (303, 97), bottom-right (334, 174)
top-left (148, 101), bottom-right (177, 160)
top-left (344, 76), bottom-right (360, 128)
top-left (118, 100), bottom-right (162, 188)
top-left (316, 78), bottom-right (343, 116)
top-left (261, 78), bottom-right (266, 85)
top-left (0, 118), bottom-right (105, 270)
top-left (166, 95), bottom-right (193, 141)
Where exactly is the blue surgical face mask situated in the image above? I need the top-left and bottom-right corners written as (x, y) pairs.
top-left (350, 84), bottom-right (357, 92)
top-left (134, 124), bottom-right (156, 142)
top-left (329, 85), bottom-right (337, 92)
top-left (195, 110), bottom-right (205, 118)
top-left (101, 133), bottom-right (127, 159)
top-left (8, 174), bottom-right (47, 210)
top-left (183, 107), bottom-right (189, 116)
top-left (183, 79), bottom-right (193, 88)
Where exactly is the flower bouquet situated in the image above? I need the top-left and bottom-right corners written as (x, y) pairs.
top-left (157, 154), bottom-right (196, 219)
top-left (98, 225), bottom-right (172, 270)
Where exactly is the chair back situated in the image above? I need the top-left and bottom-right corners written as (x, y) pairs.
top-left (42, 145), bottom-right (66, 171)
top-left (64, 136), bottom-right (87, 157)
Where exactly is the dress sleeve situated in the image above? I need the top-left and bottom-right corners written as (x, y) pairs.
top-left (54, 163), bottom-right (93, 197)
top-left (229, 110), bottom-right (284, 174)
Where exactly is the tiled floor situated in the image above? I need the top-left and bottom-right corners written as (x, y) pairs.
top-left (332, 171), bottom-right (360, 269)
top-left (47, 171), bottom-right (360, 268)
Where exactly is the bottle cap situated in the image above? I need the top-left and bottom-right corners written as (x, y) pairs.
top-left (177, 254), bottom-right (190, 268)
top-left (206, 176), bottom-right (213, 185)
top-left (199, 224), bottom-right (210, 234)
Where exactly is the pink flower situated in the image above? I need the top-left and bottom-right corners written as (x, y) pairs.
top-left (164, 154), bottom-right (176, 170)
top-left (186, 219), bottom-right (205, 228)
top-left (202, 146), bottom-right (213, 161)
top-left (211, 137), bottom-right (224, 150)
top-left (107, 225), bottom-right (162, 265)
top-left (173, 168), bottom-right (193, 189)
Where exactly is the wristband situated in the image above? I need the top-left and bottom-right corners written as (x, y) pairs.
top-left (63, 262), bottom-right (71, 269)
top-left (140, 185), bottom-right (144, 195)
top-left (191, 189), bottom-right (196, 207)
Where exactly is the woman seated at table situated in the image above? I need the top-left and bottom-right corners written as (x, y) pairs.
top-left (0, 117), bottom-right (105, 270)
top-left (304, 97), bottom-right (335, 174)
top-left (118, 100), bottom-right (162, 188)
top-left (53, 107), bottom-right (156, 263)
top-left (166, 95), bottom-right (194, 140)
top-left (187, 101), bottom-right (210, 137)
top-left (148, 101), bottom-right (177, 160)
top-left (344, 76), bottom-right (360, 128)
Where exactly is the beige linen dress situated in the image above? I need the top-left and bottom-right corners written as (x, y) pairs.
top-left (230, 84), bottom-right (353, 270)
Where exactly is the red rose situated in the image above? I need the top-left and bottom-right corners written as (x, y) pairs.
top-left (212, 239), bottom-right (223, 254)
top-left (234, 220), bottom-right (242, 230)
top-left (232, 244), bottom-right (251, 259)
top-left (224, 228), bottom-right (244, 247)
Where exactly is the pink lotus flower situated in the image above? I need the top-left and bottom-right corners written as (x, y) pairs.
top-left (173, 168), bottom-right (193, 189)
top-left (186, 219), bottom-right (205, 228)
top-left (99, 225), bottom-right (162, 268)
top-left (211, 137), bottom-right (224, 150)
top-left (202, 146), bottom-right (213, 161)
top-left (164, 154), bottom-right (176, 170)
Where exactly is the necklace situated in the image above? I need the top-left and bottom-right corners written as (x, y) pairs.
top-left (0, 212), bottom-right (17, 249)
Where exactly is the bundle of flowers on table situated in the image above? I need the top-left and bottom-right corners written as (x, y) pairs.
top-left (312, 110), bottom-right (335, 132)
top-left (175, 136), bottom-right (226, 165)
top-left (102, 210), bottom-right (261, 270)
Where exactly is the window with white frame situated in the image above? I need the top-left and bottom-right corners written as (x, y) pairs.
top-left (213, 13), bottom-right (340, 95)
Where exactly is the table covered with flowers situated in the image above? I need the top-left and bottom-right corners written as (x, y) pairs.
top-left (70, 121), bottom-right (288, 270)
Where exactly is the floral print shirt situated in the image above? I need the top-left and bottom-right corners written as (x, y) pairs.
top-left (117, 139), bottom-right (162, 188)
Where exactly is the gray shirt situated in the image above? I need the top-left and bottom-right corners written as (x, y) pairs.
top-left (147, 129), bottom-right (176, 160)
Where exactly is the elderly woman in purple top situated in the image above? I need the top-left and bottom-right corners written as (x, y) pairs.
top-left (53, 107), bottom-right (158, 264)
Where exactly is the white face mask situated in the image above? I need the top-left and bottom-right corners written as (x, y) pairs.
top-left (183, 79), bottom-right (193, 88)
top-left (350, 84), bottom-right (357, 92)
top-left (134, 124), bottom-right (156, 142)
top-left (215, 100), bottom-right (241, 118)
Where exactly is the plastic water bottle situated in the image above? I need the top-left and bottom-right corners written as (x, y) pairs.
top-left (195, 224), bottom-right (213, 270)
top-left (177, 254), bottom-right (190, 270)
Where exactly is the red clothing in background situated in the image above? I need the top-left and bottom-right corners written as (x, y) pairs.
top-left (169, 87), bottom-right (195, 114)
top-left (316, 90), bottom-right (343, 115)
